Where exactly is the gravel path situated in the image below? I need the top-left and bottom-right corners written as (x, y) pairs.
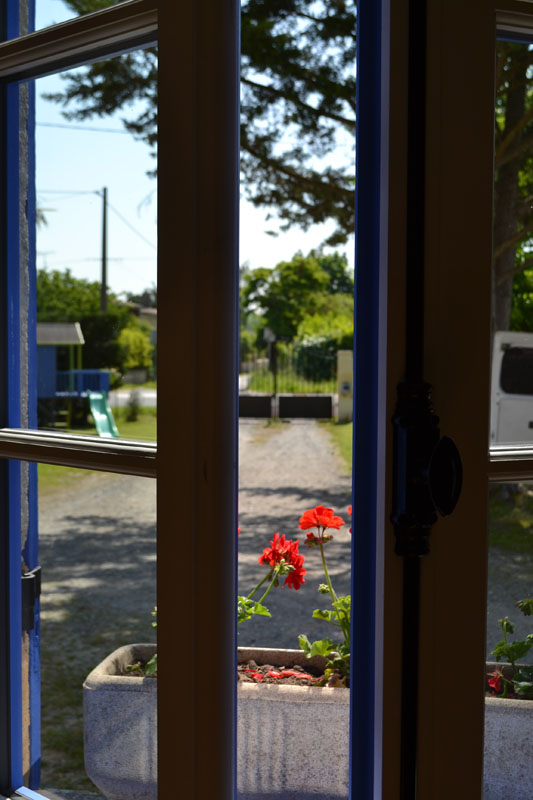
top-left (238, 419), bottom-right (352, 650)
top-left (237, 419), bottom-right (533, 656)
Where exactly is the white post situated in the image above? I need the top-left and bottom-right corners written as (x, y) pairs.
top-left (337, 349), bottom-right (353, 423)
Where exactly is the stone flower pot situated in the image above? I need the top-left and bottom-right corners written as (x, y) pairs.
top-left (237, 647), bottom-right (350, 800)
top-left (483, 662), bottom-right (533, 800)
top-left (83, 643), bottom-right (157, 800)
top-left (83, 647), bottom-right (532, 800)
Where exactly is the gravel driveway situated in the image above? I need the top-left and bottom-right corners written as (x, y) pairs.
top-left (238, 419), bottom-right (352, 650)
top-left (237, 419), bottom-right (533, 655)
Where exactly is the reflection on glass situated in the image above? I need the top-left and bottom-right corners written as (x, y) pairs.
top-left (484, 481), bottom-right (533, 799)
top-left (492, 42), bottom-right (533, 445)
top-left (32, 51), bottom-right (157, 441)
top-left (35, 0), bottom-right (124, 33)
top-left (37, 464), bottom-right (156, 793)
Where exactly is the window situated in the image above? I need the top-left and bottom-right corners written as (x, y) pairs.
top-left (4, 2), bottom-right (528, 799)
top-left (0, 2), bottom-right (240, 798)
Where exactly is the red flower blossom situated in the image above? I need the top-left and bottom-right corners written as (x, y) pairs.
top-left (488, 672), bottom-right (502, 694)
top-left (283, 551), bottom-right (306, 590)
top-left (298, 505), bottom-right (345, 546)
top-left (348, 505), bottom-right (352, 534)
top-left (258, 533), bottom-right (306, 590)
top-left (298, 505), bottom-right (345, 531)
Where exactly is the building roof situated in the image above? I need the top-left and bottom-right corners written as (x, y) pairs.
top-left (36, 322), bottom-right (85, 346)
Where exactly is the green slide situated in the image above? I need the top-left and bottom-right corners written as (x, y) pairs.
top-left (88, 391), bottom-right (120, 438)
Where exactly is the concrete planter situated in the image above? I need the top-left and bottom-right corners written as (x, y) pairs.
top-left (83, 643), bottom-right (157, 800)
top-left (484, 662), bottom-right (533, 800)
top-left (83, 646), bottom-right (532, 800)
top-left (237, 647), bottom-right (350, 800)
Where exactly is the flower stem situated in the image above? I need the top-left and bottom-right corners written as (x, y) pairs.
top-left (257, 564), bottom-right (282, 606)
top-left (319, 538), bottom-right (349, 646)
top-left (247, 572), bottom-right (270, 600)
top-left (319, 539), bottom-right (337, 603)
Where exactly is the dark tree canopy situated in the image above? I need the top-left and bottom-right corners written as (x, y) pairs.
top-left (48, 0), bottom-right (356, 246)
top-left (47, 4), bottom-right (533, 331)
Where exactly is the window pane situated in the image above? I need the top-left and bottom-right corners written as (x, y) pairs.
top-left (37, 463), bottom-right (156, 794)
top-left (29, 50), bottom-right (157, 442)
top-left (34, 0), bottom-right (128, 33)
top-left (484, 481), bottom-right (533, 800)
top-left (238, 418), bottom-right (352, 797)
top-left (492, 41), bottom-right (533, 445)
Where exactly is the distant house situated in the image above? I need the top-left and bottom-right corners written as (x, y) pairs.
top-left (37, 322), bottom-right (110, 398)
top-left (37, 322), bottom-right (85, 398)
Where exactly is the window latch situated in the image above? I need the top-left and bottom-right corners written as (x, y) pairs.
top-left (391, 382), bottom-right (463, 556)
top-left (22, 565), bottom-right (42, 633)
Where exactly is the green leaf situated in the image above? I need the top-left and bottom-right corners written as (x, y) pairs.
top-left (516, 598), bottom-right (533, 617)
top-left (298, 634), bottom-right (312, 657)
top-left (145, 653), bottom-right (157, 677)
top-left (237, 596), bottom-right (271, 625)
top-left (513, 681), bottom-right (533, 699)
top-left (499, 616), bottom-right (515, 635)
top-left (312, 608), bottom-right (338, 623)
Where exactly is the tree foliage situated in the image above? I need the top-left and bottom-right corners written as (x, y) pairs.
top-left (494, 43), bottom-right (533, 330)
top-left (36, 268), bottom-right (152, 371)
top-left (117, 319), bottom-right (154, 372)
top-left (241, 250), bottom-right (353, 341)
top-left (47, 0), bottom-right (356, 246)
top-left (49, 4), bottom-right (533, 332)
top-left (37, 268), bottom-right (126, 321)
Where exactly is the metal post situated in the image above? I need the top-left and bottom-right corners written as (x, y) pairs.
top-left (100, 186), bottom-right (107, 312)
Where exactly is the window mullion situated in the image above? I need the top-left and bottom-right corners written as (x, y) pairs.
top-left (0, 0), bottom-right (157, 82)
top-left (0, 430), bottom-right (156, 478)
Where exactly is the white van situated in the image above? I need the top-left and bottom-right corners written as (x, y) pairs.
top-left (491, 330), bottom-right (533, 444)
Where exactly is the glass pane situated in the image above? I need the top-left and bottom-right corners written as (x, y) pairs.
top-left (37, 463), bottom-right (156, 795)
top-left (485, 481), bottom-right (533, 800)
top-left (35, 0), bottom-right (127, 33)
top-left (30, 49), bottom-right (157, 441)
top-left (492, 41), bottom-right (533, 445)
top-left (238, 417), bottom-right (353, 797)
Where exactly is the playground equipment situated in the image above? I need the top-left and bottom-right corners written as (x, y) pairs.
top-left (88, 392), bottom-right (120, 439)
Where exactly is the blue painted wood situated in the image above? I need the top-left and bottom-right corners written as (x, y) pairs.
top-left (36, 347), bottom-right (56, 398)
top-left (6, 69), bottom-right (24, 793)
top-left (351, 1), bottom-right (384, 798)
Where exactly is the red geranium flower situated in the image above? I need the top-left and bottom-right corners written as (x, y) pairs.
top-left (298, 505), bottom-right (345, 531)
top-left (258, 533), bottom-right (306, 590)
top-left (298, 505), bottom-right (345, 547)
top-left (348, 505), bottom-right (352, 534)
top-left (488, 672), bottom-right (502, 694)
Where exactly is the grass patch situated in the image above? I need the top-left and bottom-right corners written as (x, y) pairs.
top-left (322, 420), bottom-right (352, 473)
top-left (64, 407), bottom-right (157, 442)
top-left (489, 486), bottom-right (533, 554)
top-left (116, 380), bottom-right (157, 390)
top-left (38, 410), bottom-right (156, 496)
top-left (247, 371), bottom-right (335, 394)
top-left (38, 464), bottom-right (90, 498)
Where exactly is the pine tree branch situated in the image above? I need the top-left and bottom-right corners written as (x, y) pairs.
top-left (241, 76), bottom-right (355, 129)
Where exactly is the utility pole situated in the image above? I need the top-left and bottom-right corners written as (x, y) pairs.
top-left (100, 186), bottom-right (108, 312)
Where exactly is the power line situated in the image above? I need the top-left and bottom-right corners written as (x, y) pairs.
top-left (37, 187), bottom-right (157, 251)
top-left (107, 201), bottom-right (157, 251)
top-left (37, 189), bottom-right (95, 194)
top-left (36, 121), bottom-right (130, 134)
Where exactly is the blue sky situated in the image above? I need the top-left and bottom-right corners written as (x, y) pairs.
top-left (34, 1), bottom-right (354, 297)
